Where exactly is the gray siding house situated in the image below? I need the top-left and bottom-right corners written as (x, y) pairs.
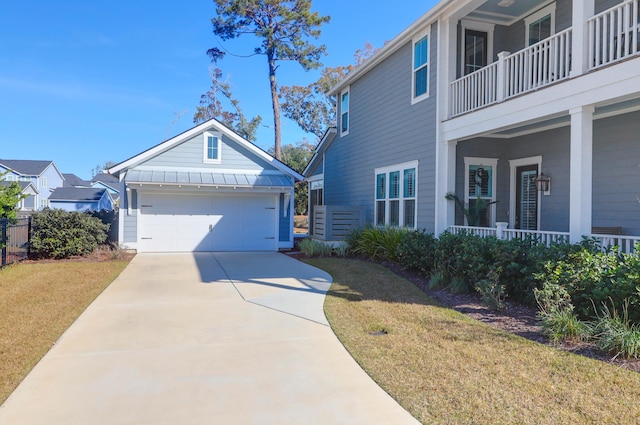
top-left (0, 159), bottom-right (65, 211)
top-left (108, 119), bottom-right (302, 253)
top-left (305, 0), bottom-right (640, 250)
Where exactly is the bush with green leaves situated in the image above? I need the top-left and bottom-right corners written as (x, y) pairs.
top-left (534, 246), bottom-right (640, 324)
top-left (30, 209), bottom-right (109, 259)
top-left (396, 230), bottom-right (436, 275)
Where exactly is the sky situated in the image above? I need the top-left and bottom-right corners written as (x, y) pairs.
top-left (0, 0), bottom-right (439, 178)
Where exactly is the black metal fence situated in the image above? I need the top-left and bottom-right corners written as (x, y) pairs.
top-left (1, 217), bottom-right (31, 267)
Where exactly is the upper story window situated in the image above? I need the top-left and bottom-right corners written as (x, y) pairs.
top-left (340, 88), bottom-right (350, 136)
top-left (461, 20), bottom-right (494, 77)
top-left (412, 33), bottom-right (429, 103)
top-left (525, 3), bottom-right (555, 46)
top-left (375, 161), bottom-right (418, 228)
top-left (41, 177), bottom-right (47, 187)
top-left (203, 131), bottom-right (222, 164)
top-left (3, 174), bottom-right (14, 182)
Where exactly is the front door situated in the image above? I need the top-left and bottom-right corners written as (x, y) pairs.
top-left (515, 165), bottom-right (538, 230)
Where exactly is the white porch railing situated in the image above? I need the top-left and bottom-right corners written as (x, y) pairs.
top-left (590, 234), bottom-right (640, 253)
top-left (588, 0), bottom-right (640, 70)
top-left (504, 28), bottom-right (572, 98)
top-left (448, 225), bottom-right (640, 254)
top-left (501, 229), bottom-right (570, 246)
top-left (448, 225), bottom-right (497, 238)
top-left (450, 29), bottom-right (572, 116)
top-left (449, 62), bottom-right (499, 116)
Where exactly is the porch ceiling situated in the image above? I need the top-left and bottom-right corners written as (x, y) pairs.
top-left (467, 0), bottom-right (551, 25)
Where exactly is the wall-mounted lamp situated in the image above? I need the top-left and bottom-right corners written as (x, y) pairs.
top-left (534, 173), bottom-right (551, 194)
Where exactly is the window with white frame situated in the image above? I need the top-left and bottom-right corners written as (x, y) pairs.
top-left (203, 131), bottom-right (222, 163)
top-left (40, 198), bottom-right (49, 209)
top-left (412, 33), bottom-right (429, 102)
top-left (340, 88), bottom-right (349, 135)
top-left (461, 20), bottom-right (495, 76)
top-left (375, 161), bottom-right (418, 228)
top-left (41, 177), bottom-right (47, 187)
top-left (525, 3), bottom-right (555, 46)
top-left (464, 157), bottom-right (497, 227)
top-left (3, 174), bottom-right (14, 182)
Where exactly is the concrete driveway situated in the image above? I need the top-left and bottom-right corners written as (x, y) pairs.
top-left (0, 252), bottom-right (419, 425)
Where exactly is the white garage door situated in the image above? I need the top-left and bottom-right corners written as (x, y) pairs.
top-left (138, 192), bottom-right (277, 252)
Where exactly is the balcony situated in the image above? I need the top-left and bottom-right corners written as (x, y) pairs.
top-left (450, 0), bottom-right (640, 117)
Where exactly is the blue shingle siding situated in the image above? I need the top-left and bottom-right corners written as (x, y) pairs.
top-left (142, 133), bottom-right (278, 171)
top-left (592, 110), bottom-right (640, 235)
top-left (325, 24), bottom-right (438, 232)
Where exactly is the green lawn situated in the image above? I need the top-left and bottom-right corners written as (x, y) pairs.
top-left (309, 257), bottom-right (640, 425)
top-left (0, 260), bottom-right (130, 404)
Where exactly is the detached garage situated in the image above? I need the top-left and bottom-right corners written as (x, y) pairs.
top-left (108, 119), bottom-right (302, 253)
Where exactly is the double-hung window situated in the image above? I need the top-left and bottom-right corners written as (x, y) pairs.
top-left (375, 161), bottom-right (418, 228)
top-left (412, 33), bottom-right (429, 102)
top-left (525, 4), bottom-right (555, 46)
top-left (203, 131), bottom-right (222, 163)
top-left (340, 88), bottom-right (349, 136)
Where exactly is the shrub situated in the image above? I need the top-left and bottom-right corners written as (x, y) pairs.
top-left (347, 226), bottom-right (408, 262)
top-left (538, 309), bottom-right (592, 344)
top-left (396, 230), bottom-right (436, 275)
top-left (534, 247), bottom-right (640, 324)
top-left (298, 238), bottom-right (333, 257)
top-left (476, 268), bottom-right (506, 310)
top-left (30, 209), bottom-right (109, 259)
top-left (593, 299), bottom-right (640, 359)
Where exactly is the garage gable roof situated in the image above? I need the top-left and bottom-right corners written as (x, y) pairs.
top-left (108, 118), bottom-right (303, 182)
top-left (125, 170), bottom-right (292, 188)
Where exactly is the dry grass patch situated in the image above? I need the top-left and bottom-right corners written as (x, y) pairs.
top-left (0, 260), bottom-right (130, 404)
top-left (308, 258), bottom-right (640, 425)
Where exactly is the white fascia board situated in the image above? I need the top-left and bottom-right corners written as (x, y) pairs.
top-left (108, 118), bottom-right (304, 182)
top-left (329, 0), bottom-right (456, 96)
top-left (303, 128), bottom-right (336, 176)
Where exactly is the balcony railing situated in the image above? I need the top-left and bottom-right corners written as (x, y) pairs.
top-left (448, 225), bottom-right (640, 254)
top-left (588, 0), bottom-right (640, 70)
top-left (451, 29), bottom-right (572, 117)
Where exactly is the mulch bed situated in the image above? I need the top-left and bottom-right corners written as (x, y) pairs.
top-left (290, 251), bottom-right (640, 373)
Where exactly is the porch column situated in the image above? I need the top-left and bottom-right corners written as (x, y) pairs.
top-left (570, 0), bottom-right (595, 77)
top-left (435, 139), bottom-right (457, 235)
top-left (569, 105), bottom-right (594, 243)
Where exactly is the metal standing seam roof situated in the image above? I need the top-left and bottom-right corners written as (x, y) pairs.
top-left (124, 170), bottom-right (293, 187)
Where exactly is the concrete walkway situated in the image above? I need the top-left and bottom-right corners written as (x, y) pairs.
top-left (0, 252), bottom-right (420, 425)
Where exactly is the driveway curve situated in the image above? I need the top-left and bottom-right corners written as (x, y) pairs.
top-left (0, 252), bottom-right (419, 425)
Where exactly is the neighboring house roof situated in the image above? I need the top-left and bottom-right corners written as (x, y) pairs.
top-left (92, 173), bottom-right (118, 183)
top-left (91, 173), bottom-right (119, 192)
top-left (0, 180), bottom-right (39, 194)
top-left (63, 173), bottom-right (91, 187)
top-left (49, 187), bottom-right (108, 202)
top-left (108, 118), bottom-right (304, 182)
top-left (303, 127), bottom-right (337, 177)
top-left (0, 159), bottom-right (61, 177)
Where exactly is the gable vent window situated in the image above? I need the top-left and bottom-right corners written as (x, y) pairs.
top-left (203, 131), bottom-right (222, 164)
top-left (375, 161), bottom-right (418, 228)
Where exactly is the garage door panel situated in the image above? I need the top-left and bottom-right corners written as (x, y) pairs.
top-left (139, 192), bottom-right (277, 252)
